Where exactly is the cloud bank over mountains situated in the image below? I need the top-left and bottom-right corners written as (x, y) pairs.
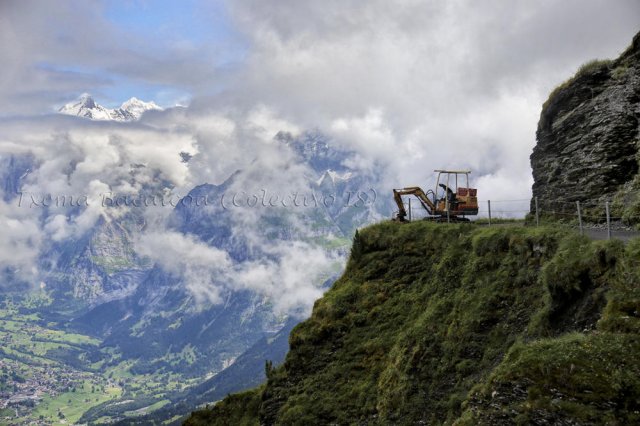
top-left (0, 0), bottom-right (638, 312)
top-left (0, 104), bottom-right (345, 314)
top-left (4, 0), bottom-right (637, 192)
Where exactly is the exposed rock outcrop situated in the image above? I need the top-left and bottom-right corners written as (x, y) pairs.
top-left (531, 31), bottom-right (640, 217)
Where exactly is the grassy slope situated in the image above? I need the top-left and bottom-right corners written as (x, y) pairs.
top-left (186, 221), bottom-right (640, 425)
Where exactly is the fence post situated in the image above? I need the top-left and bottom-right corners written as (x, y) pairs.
top-left (576, 201), bottom-right (583, 235)
top-left (487, 200), bottom-right (492, 226)
top-left (605, 201), bottom-right (611, 240)
top-left (408, 198), bottom-right (412, 222)
top-left (447, 208), bottom-right (450, 223)
top-left (535, 197), bottom-right (539, 227)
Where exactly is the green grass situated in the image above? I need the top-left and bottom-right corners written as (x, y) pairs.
top-left (188, 221), bottom-right (640, 425)
top-left (22, 291), bottom-right (53, 309)
top-left (44, 329), bottom-right (101, 346)
top-left (542, 58), bottom-right (612, 111)
top-left (473, 217), bottom-right (525, 225)
top-left (611, 173), bottom-right (640, 226)
top-left (124, 399), bottom-right (170, 417)
top-left (32, 380), bottom-right (122, 425)
top-left (459, 332), bottom-right (640, 424)
top-left (0, 320), bottom-right (22, 331)
top-left (185, 387), bottom-right (264, 426)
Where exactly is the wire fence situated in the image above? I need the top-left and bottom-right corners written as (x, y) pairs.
top-left (398, 197), bottom-right (640, 241)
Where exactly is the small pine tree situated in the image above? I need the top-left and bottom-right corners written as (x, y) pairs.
top-left (350, 229), bottom-right (364, 262)
top-left (265, 360), bottom-right (274, 379)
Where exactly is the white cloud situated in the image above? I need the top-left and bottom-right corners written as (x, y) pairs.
top-left (235, 242), bottom-right (338, 316)
top-left (330, 108), bottom-right (396, 172)
top-left (222, 0), bottom-right (639, 198)
top-left (247, 105), bottom-right (301, 143)
top-left (135, 230), bottom-right (233, 305)
top-left (0, 199), bottom-right (41, 285)
top-left (0, 0), bottom-right (638, 311)
top-left (136, 229), bottom-right (339, 316)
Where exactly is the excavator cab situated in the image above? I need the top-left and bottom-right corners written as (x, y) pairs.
top-left (393, 170), bottom-right (479, 221)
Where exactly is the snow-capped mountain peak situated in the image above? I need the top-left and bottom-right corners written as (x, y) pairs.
top-left (119, 97), bottom-right (162, 118)
top-left (317, 169), bottom-right (353, 187)
top-left (58, 94), bottom-right (113, 120)
top-left (76, 93), bottom-right (97, 108)
top-left (58, 94), bottom-right (162, 122)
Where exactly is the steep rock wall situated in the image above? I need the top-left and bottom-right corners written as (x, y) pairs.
top-left (531, 31), bottom-right (640, 215)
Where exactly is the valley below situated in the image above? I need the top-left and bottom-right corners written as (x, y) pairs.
top-left (0, 294), bottom-right (196, 425)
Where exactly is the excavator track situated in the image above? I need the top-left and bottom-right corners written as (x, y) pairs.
top-left (392, 215), bottom-right (471, 223)
top-left (419, 216), bottom-right (471, 223)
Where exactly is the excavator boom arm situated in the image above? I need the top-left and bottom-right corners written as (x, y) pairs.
top-left (393, 187), bottom-right (436, 220)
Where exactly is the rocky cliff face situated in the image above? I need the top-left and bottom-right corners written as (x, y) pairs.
top-left (531, 31), bottom-right (640, 216)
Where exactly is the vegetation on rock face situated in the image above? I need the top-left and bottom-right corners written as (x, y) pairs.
top-left (542, 58), bottom-right (612, 111)
top-left (532, 31), bottom-right (640, 221)
top-left (185, 387), bottom-right (264, 426)
top-left (612, 173), bottom-right (640, 228)
top-left (185, 221), bottom-right (640, 425)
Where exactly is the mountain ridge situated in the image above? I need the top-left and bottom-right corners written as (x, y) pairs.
top-left (58, 93), bottom-right (162, 121)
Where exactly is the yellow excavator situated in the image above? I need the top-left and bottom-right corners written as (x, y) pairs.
top-left (393, 170), bottom-right (479, 222)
